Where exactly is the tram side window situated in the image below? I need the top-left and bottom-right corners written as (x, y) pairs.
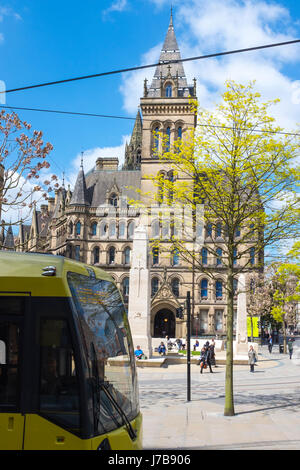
top-left (0, 321), bottom-right (20, 409)
top-left (39, 318), bottom-right (80, 431)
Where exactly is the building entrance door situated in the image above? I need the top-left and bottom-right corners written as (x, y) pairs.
top-left (153, 309), bottom-right (175, 338)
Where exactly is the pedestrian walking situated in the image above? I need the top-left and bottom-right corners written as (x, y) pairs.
top-left (288, 338), bottom-right (294, 359)
top-left (268, 335), bottom-right (273, 353)
top-left (209, 338), bottom-right (216, 366)
top-left (248, 345), bottom-right (257, 372)
top-left (200, 345), bottom-right (213, 374)
top-left (199, 347), bottom-right (206, 374)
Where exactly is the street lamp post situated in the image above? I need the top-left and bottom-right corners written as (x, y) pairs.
top-left (186, 291), bottom-right (191, 402)
top-left (176, 292), bottom-right (192, 402)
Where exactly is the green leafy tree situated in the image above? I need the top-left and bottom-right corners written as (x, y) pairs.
top-left (271, 263), bottom-right (300, 351)
top-left (132, 80), bottom-right (299, 416)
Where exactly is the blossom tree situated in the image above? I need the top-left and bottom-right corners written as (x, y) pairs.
top-left (0, 110), bottom-right (57, 243)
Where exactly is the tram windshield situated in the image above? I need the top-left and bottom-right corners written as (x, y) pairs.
top-left (67, 272), bottom-right (139, 434)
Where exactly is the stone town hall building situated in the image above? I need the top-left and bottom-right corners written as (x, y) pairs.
top-left (9, 13), bottom-right (243, 339)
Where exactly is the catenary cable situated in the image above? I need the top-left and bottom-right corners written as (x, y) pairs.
top-left (0, 39), bottom-right (299, 95)
top-left (0, 104), bottom-right (299, 138)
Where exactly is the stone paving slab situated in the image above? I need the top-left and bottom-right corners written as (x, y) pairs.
top-left (137, 346), bottom-right (300, 450)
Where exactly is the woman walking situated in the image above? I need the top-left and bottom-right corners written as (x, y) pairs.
top-left (248, 345), bottom-right (257, 373)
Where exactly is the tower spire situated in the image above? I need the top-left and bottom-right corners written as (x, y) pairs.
top-left (69, 155), bottom-right (90, 207)
top-left (147, 10), bottom-right (193, 97)
top-left (123, 110), bottom-right (142, 170)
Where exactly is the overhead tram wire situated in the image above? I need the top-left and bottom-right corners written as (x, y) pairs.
top-left (0, 38), bottom-right (300, 95)
top-left (1, 104), bottom-right (299, 138)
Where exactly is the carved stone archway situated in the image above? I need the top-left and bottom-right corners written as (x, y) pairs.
top-left (153, 308), bottom-right (175, 338)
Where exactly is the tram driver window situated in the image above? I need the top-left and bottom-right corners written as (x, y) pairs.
top-left (0, 323), bottom-right (20, 409)
top-left (0, 297), bottom-right (24, 410)
top-left (39, 318), bottom-right (80, 430)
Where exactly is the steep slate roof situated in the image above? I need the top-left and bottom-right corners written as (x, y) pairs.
top-left (69, 164), bottom-right (90, 207)
top-left (85, 168), bottom-right (141, 207)
top-left (3, 225), bottom-right (15, 249)
top-left (129, 110), bottom-right (142, 148)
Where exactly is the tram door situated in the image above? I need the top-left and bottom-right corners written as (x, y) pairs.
top-left (0, 296), bottom-right (25, 450)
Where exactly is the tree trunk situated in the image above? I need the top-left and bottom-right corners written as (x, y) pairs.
top-left (224, 271), bottom-right (235, 416)
top-left (283, 320), bottom-right (287, 354)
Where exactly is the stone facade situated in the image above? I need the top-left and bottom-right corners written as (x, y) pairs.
top-left (14, 13), bottom-right (257, 339)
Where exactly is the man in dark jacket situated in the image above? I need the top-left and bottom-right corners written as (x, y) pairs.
top-left (200, 345), bottom-right (213, 374)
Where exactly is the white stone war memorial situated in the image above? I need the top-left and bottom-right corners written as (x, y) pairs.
top-left (233, 273), bottom-right (250, 360)
top-left (128, 224), bottom-right (152, 359)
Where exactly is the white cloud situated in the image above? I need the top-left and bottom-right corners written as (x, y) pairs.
top-left (119, 43), bottom-right (162, 113)
top-left (0, 6), bottom-right (22, 43)
top-left (102, 0), bottom-right (128, 17)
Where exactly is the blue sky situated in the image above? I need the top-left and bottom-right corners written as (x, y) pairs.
top-left (1, 0), bottom-right (300, 196)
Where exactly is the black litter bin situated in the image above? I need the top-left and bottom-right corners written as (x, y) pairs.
top-left (279, 344), bottom-right (284, 353)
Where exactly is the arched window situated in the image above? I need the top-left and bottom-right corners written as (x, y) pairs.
top-left (158, 172), bottom-right (165, 204)
top-left (233, 248), bottom-right (238, 266)
top-left (235, 226), bottom-right (241, 237)
top-left (124, 247), bottom-right (131, 264)
top-left (171, 278), bottom-right (180, 297)
top-left (206, 223), bottom-right (212, 238)
top-left (75, 245), bottom-right (80, 261)
top-left (216, 222), bottom-right (222, 238)
top-left (151, 219), bottom-right (160, 238)
top-left (165, 127), bottom-right (171, 152)
top-left (93, 246), bottom-right (99, 264)
top-left (216, 247), bottom-right (222, 266)
top-left (250, 247), bottom-right (255, 265)
top-left (153, 126), bottom-right (160, 153)
top-left (69, 222), bottom-right (73, 235)
top-left (165, 84), bottom-right (172, 97)
top-left (168, 171), bottom-right (174, 203)
top-left (75, 221), bottom-right (81, 236)
top-left (162, 219), bottom-right (170, 239)
top-left (122, 277), bottom-right (130, 303)
top-left (128, 221), bottom-right (135, 239)
top-left (108, 246), bottom-right (116, 265)
top-left (109, 193), bottom-right (118, 207)
top-left (152, 247), bottom-right (159, 265)
top-left (151, 277), bottom-right (159, 297)
top-left (177, 126), bottom-right (182, 139)
top-left (233, 278), bottom-right (238, 295)
top-left (91, 222), bottom-right (97, 236)
top-left (200, 279), bottom-right (208, 299)
top-left (172, 248), bottom-right (179, 266)
top-left (216, 280), bottom-right (223, 299)
top-left (201, 247), bottom-right (208, 265)
top-left (109, 221), bottom-right (116, 238)
top-left (119, 220), bottom-right (126, 238)
top-left (100, 221), bottom-right (108, 238)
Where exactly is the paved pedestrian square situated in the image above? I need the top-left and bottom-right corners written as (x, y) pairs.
top-left (138, 345), bottom-right (300, 449)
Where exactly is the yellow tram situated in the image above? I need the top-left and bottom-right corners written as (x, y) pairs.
top-left (0, 252), bottom-right (142, 450)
